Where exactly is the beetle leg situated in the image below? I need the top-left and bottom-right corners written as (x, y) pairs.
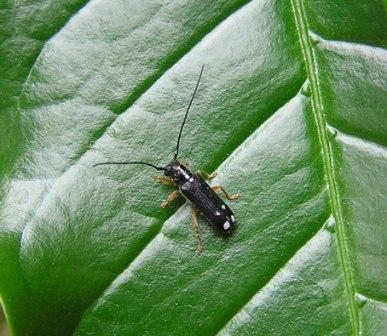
top-left (192, 208), bottom-right (203, 255)
top-left (196, 170), bottom-right (217, 180)
top-left (160, 190), bottom-right (180, 208)
top-left (212, 185), bottom-right (240, 200)
top-left (152, 175), bottom-right (175, 186)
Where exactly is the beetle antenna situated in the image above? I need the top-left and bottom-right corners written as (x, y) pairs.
top-left (93, 161), bottom-right (165, 171)
top-left (174, 65), bottom-right (204, 160)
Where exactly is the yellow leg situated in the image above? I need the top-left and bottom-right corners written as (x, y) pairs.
top-left (152, 175), bottom-right (175, 186)
top-left (160, 190), bottom-right (180, 208)
top-left (192, 208), bottom-right (204, 254)
top-left (196, 170), bottom-right (217, 180)
top-left (212, 185), bottom-right (239, 200)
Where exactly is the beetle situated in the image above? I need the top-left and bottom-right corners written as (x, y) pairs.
top-left (94, 65), bottom-right (239, 253)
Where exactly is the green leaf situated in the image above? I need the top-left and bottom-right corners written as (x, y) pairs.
top-left (0, 1), bottom-right (386, 335)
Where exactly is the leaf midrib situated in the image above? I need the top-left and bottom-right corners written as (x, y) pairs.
top-left (290, 0), bottom-right (359, 335)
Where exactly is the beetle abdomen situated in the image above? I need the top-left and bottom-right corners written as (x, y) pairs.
top-left (180, 175), bottom-right (236, 234)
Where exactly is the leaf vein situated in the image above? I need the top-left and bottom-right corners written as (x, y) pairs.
top-left (214, 192), bottom-right (329, 334)
top-left (17, 0), bottom-right (254, 255)
top-left (290, 0), bottom-right (359, 334)
top-left (75, 86), bottom-right (309, 328)
top-left (16, 0), bottom-right (92, 103)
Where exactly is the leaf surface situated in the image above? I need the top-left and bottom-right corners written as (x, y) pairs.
top-left (0, 0), bottom-right (386, 335)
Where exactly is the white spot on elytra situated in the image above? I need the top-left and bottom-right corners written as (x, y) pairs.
top-left (189, 177), bottom-right (194, 182)
top-left (178, 167), bottom-right (190, 179)
top-left (223, 221), bottom-right (231, 230)
top-left (221, 204), bottom-right (226, 210)
top-left (215, 211), bottom-right (221, 216)
top-left (231, 215), bottom-right (235, 223)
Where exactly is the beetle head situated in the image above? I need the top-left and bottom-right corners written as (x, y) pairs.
top-left (164, 160), bottom-right (191, 184)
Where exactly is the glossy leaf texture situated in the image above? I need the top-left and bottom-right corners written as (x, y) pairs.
top-left (0, 0), bottom-right (386, 335)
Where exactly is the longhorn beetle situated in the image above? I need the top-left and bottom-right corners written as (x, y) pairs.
top-left (94, 65), bottom-right (239, 254)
